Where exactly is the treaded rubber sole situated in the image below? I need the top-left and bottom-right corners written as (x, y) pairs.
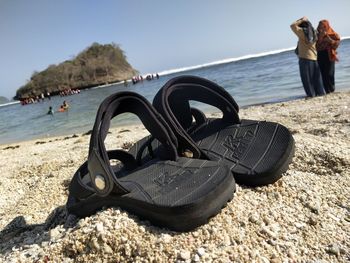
top-left (191, 119), bottom-right (295, 186)
top-left (67, 172), bottom-right (235, 232)
top-left (234, 135), bottom-right (295, 186)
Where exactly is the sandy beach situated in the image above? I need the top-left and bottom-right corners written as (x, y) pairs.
top-left (0, 91), bottom-right (349, 262)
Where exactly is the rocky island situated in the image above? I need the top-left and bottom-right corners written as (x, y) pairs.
top-left (15, 43), bottom-right (138, 100)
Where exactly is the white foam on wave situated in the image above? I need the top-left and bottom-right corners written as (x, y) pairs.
top-left (157, 47), bottom-right (296, 76)
top-left (0, 101), bottom-right (20, 107)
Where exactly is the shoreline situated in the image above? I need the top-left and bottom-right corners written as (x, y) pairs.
top-left (0, 91), bottom-right (349, 262)
top-left (1, 90), bottom-right (348, 147)
top-left (0, 123), bottom-right (150, 148)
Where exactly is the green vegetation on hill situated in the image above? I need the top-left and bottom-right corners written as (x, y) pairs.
top-left (15, 43), bottom-right (138, 99)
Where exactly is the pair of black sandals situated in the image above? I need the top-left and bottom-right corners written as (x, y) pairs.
top-left (67, 76), bottom-right (295, 231)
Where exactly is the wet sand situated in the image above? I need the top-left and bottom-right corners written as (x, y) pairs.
top-left (0, 91), bottom-right (349, 262)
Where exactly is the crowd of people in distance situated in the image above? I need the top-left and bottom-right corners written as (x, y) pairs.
top-left (131, 73), bottom-right (159, 84)
top-left (20, 92), bottom-right (51, 105)
top-left (20, 88), bottom-right (81, 106)
top-left (59, 88), bottom-right (80, 96)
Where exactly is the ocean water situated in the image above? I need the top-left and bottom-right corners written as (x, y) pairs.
top-left (1, 39), bottom-right (350, 145)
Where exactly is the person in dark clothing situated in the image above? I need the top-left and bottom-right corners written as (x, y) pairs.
top-left (316, 20), bottom-right (340, 93)
top-left (47, 106), bottom-right (54, 115)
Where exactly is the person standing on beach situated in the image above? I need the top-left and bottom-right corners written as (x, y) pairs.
top-left (316, 20), bottom-right (340, 94)
top-left (291, 17), bottom-right (325, 97)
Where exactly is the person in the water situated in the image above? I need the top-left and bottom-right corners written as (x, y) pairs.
top-left (47, 106), bottom-right (54, 115)
top-left (58, 100), bottom-right (69, 112)
top-left (62, 100), bottom-right (69, 110)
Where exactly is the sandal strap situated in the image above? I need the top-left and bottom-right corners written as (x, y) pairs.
top-left (190, 107), bottom-right (207, 129)
top-left (135, 107), bottom-right (206, 165)
top-left (88, 91), bottom-right (179, 197)
top-left (69, 150), bottom-right (138, 199)
top-left (153, 75), bottom-right (240, 159)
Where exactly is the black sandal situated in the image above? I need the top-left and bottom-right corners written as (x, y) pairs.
top-left (129, 76), bottom-right (295, 186)
top-left (66, 91), bottom-right (235, 231)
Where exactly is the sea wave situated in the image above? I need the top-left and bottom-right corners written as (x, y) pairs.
top-left (157, 37), bottom-right (350, 77)
top-left (157, 47), bottom-right (296, 77)
top-left (0, 101), bottom-right (20, 107)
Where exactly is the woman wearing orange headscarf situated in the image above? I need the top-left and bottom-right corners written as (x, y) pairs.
top-left (316, 20), bottom-right (340, 93)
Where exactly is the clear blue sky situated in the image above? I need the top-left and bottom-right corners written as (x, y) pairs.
top-left (0, 0), bottom-right (349, 99)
